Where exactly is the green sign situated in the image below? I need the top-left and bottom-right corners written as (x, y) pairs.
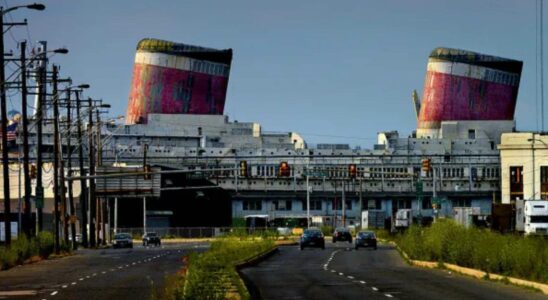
top-left (432, 196), bottom-right (447, 205)
top-left (35, 186), bottom-right (44, 209)
top-left (415, 181), bottom-right (423, 194)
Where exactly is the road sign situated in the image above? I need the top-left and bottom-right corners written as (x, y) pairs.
top-left (415, 181), bottom-right (423, 194)
top-left (35, 186), bottom-right (44, 209)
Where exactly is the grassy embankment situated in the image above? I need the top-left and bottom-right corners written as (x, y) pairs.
top-left (160, 231), bottom-right (276, 300)
top-left (396, 220), bottom-right (547, 284)
top-left (0, 232), bottom-right (69, 270)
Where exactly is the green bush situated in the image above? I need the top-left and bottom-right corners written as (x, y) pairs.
top-left (0, 231), bottom-right (60, 270)
top-left (397, 220), bottom-right (548, 283)
top-left (168, 236), bottom-right (275, 299)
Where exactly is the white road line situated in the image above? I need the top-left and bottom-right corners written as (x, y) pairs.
top-left (359, 281), bottom-right (366, 284)
top-left (78, 278), bottom-right (84, 281)
top-left (132, 262), bottom-right (136, 265)
top-left (71, 282), bottom-right (77, 285)
top-left (86, 276), bottom-right (90, 279)
top-left (331, 270), bottom-right (336, 272)
top-left (102, 271), bottom-right (106, 274)
top-left (110, 269), bottom-right (115, 271)
top-left (372, 287), bottom-right (379, 291)
top-left (385, 294), bottom-right (393, 298)
top-left (51, 291), bottom-right (58, 296)
top-left (62, 285), bottom-right (67, 288)
top-left (92, 273), bottom-right (97, 276)
top-left (347, 276), bottom-right (354, 279)
top-left (339, 272), bottom-right (344, 276)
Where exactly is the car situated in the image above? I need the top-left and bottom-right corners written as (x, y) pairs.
top-left (300, 228), bottom-right (325, 250)
top-left (113, 233), bottom-right (133, 248)
top-left (332, 227), bottom-right (352, 243)
top-left (142, 232), bottom-right (161, 246)
top-left (68, 233), bottom-right (82, 244)
top-left (355, 231), bottom-right (377, 250)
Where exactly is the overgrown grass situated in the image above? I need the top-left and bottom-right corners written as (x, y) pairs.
top-left (0, 232), bottom-right (66, 270)
top-left (397, 220), bottom-right (548, 283)
top-left (162, 234), bottom-right (275, 300)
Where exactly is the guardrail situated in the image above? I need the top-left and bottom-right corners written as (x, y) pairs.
top-left (115, 227), bottom-right (278, 238)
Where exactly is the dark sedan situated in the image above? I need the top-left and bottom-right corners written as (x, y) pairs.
top-left (332, 227), bottom-right (352, 243)
top-left (300, 229), bottom-right (325, 250)
top-left (113, 233), bottom-right (133, 249)
top-left (142, 232), bottom-right (161, 247)
top-left (355, 231), bottom-right (377, 250)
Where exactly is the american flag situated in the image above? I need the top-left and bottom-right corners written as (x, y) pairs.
top-left (0, 122), bottom-right (18, 142)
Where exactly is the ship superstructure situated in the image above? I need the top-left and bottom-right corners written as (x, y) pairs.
top-left (16, 43), bottom-right (522, 228)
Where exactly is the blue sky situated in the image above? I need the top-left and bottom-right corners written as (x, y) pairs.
top-left (3, 0), bottom-right (543, 147)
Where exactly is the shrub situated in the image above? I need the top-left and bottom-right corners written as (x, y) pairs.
top-left (168, 236), bottom-right (275, 299)
top-left (0, 231), bottom-right (60, 270)
top-left (397, 221), bottom-right (548, 283)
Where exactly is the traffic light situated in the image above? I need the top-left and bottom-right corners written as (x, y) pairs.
top-left (30, 164), bottom-right (37, 179)
top-left (144, 164), bottom-right (152, 180)
top-left (421, 158), bottom-right (431, 172)
top-left (239, 161), bottom-right (248, 177)
top-left (278, 161), bottom-right (290, 177)
top-left (348, 164), bottom-right (357, 178)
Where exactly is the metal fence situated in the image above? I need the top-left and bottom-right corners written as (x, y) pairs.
top-left (116, 227), bottom-right (278, 238)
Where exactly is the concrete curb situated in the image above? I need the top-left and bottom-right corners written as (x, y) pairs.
top-left (397, 247), bottom-right (548, 295)
top-left (236, 246), bottom-right (279, 300)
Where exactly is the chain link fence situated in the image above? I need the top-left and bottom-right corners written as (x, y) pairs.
top-left (115, 227), bottom-right (279, 239)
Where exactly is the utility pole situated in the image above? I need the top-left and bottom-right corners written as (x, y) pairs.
top-left (51, 65), bottom-right (60, 253)
top-left (20, 41), bottom-right (32, 237)
top-left (66, 89), bottom-right (77, 249)
top-left (96, 109), bottom-right (105, 245)
top-left (35, 42), bottom-right (46, 232)
top-left (88, 97), bottom-right (96, 248)
top-left (75, 91), bottom-right (88, 247)
top-left (0, 7), bottom-right (12, 246)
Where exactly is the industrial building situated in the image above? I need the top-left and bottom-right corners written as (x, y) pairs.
top-left (0, 41), bottom-right (528, 232)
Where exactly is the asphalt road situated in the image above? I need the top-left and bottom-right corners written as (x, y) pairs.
top-left (241, 242), bottom-right (547, 300)
top-left (0, 242), bottom-right (208, 300)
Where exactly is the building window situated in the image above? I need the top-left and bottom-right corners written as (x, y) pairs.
top-left (453, 199), bottom-right (472, 207)
top-left (422, 197), bottom-right (432, 209)
top-left (468, 129), bottom-right (476, 139)
top-left (243, 200), bottom-right (262, 211)
top-left (273, 200), bottom-right (292, 211)
top-left (541, 166), bottom-right (548, 200)
top-left (302, 200), bottom-right (322, 211)
top-left (332, 199), bottom-right (352, 210)
top-left (510, 166), bottom-right (524, 200)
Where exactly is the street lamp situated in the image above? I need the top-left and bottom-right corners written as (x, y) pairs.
top-left (1, 2), bottom-right (45, 246)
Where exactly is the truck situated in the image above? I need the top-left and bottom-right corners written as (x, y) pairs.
top-left (361, 210), bottom-right (385, 229)
top-left (395, 209), bottom-right (412, 229)
top-left (452, 207), bottom-right (481, 228)
top-left (515, 200), bottom-right (548, 235)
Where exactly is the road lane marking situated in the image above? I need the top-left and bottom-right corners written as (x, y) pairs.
top-left (372, 287), bottom-right (378, 291)
top-left (86, 276), bottom-right (90, 279)
top-left (385, 294), bottom-right (393, 298)
top-left (0, 291), bottom-right (37, 296)
top-left (347, 276), bottom-right (354, 279)
top-left (51, 291), bottom-right (58, 296)
top-left (102, 271), bottom-right (106, 274)
top-left (71, 282), bottom-right (77, 285)
top-left (93, 273), bottom-right (97, 276)
top-left (339, 272), bottom-right (344, 276)
top-left (359, 281), bottom-right (366, 284)
top-left (331, 270), bottom-right (336, 272)
top-left (79, 278), bottom-right (84, 281)
top-left (62, 285), bottom-right (68, 288)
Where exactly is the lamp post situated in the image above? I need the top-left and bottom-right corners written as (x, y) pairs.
top-left (1, 2), bottom-right (45, 246)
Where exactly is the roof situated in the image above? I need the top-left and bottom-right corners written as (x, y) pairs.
top-left (429, 47), bottom-right (523, 74)
top-left (136, 38), bottom-right (233, 65)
